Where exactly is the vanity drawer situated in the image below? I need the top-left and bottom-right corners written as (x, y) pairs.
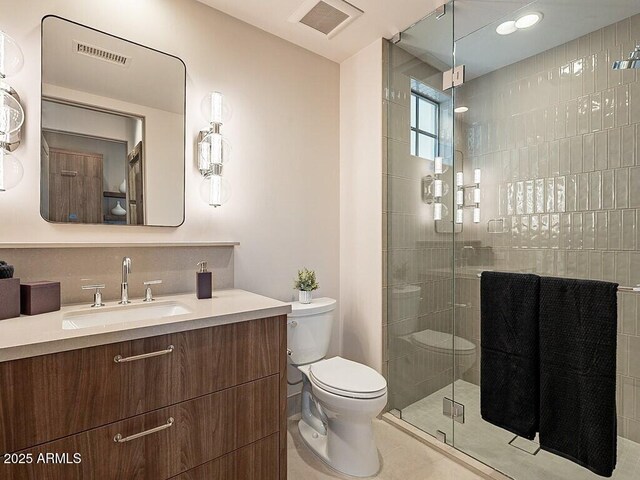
top-left (1, 375), bottom-right (279, 480)
top-left (0, 315), bottom-right (283, 453)
top-left (171, 434), bottom-right (279, 480)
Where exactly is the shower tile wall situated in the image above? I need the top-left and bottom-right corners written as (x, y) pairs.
top-left (385, 41), bottom-right (455, 410)
top-left (456, 14), bottom-right (640, 442)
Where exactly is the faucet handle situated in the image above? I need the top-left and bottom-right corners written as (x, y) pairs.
top-left (143, 280), bottom-right (162, 302)
top-left (82, 284), bottom-right (106, 308)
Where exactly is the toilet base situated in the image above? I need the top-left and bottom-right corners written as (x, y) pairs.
top-left (298, 416), bottom-right (380, 478)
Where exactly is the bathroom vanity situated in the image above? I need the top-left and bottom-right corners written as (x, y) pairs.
top-left (0, 289), bottom-right (290, 480)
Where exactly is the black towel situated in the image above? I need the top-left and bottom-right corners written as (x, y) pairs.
top-left (480, 271), bottom-right (540, 440)
top-left (539, 277), bottom-right (618, 477)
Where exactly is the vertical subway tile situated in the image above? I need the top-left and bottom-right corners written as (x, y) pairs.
top-left (630, 81), bottom-right (640, 125)
top-left (609, 210), bottom-right (622, 250)
top-left (592, 91), bottom-right (603, 132)
top-left (541, 214), bottom-right (550, 248)
top-left (622, 294), bottom-right (637, 336)
top-left (560, 138), bottom-right (571, 174)
top-left (536, 178), bottom-right (545, 213)
top-left (539, 142), bottom-right (549, 178)
top-left (618, 334), bottom-right (628, 376)
top-left (566, 99), bottom-right (578, 137)
top-left (567, 251), bottom-right (578, 276)
top-left (629, 336), bottom-right (640, 378)
top-left (556, 176), bottom-right (566, 212)
top-left (631, 253), bottom-right (640, 286)
top-left (630, 167), bottom-right (640, 207)
top-left (617, 84), bottom-right (630, 127)
top-left (570, 136), bottom-right (583, 173)
top-left (546, 177), bottom-right (555, 212)
top-left (577, 173), bottom-right (590, 211)
top-left (578, 95), bottom-right (591, 134)
top-left (551, 213), bottom-right (561, 249)
top-left (615, 168), bottom-right (629, 209)
top-left (572, 212), bottom-right (583, 250)
top-left (595, 130), bottom-right (608, 170)
top-left (566, 175), bottom-right (577, 212)
top-left (616, 252), bottom-right (630, 286)
top-left (589, 251), bottom-right (602, 279)
top-left (622, 376), bottom-right (636, 418)
top-left (589, 171), bottom-right (602, 210)
top-left (550, 140), bottom-right (560, 175)
top-left (583, 133), bottom-right (595, 172)
top-left (582, 212), bottom-right (596, 250)
top-left (561, 213), bottom-right (572, 249)
top-left (596, 211), bottom-right (608, 249)
top-left (603, 252), bottom-right (616, 281)
top-left (623, 209), bottom-right (637, 250)
top-left (603, 88), bottom-right (616, 129)
top-left (622, 125), bottom-right (636, 166)
top-left (602, 169), bottom-right (615, 209)
top-left (609, 127), bottom-right (621, 168)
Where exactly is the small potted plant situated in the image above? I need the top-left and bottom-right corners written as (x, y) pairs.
top-left (294, 267), bottom-right (319, 304)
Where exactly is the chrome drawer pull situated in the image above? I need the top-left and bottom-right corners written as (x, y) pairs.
top-left (113, 417), bottom-right (174, 443)
top-left (114, 345), bottom-right (174, 363)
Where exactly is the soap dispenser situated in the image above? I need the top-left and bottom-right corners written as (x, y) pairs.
top-left (196, 261), bottom-right (212, 299)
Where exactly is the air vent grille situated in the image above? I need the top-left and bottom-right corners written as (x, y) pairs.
top-left (74, 41), bottom-right (130, 66)
top-left (300, 1), bottom-right (349, 35)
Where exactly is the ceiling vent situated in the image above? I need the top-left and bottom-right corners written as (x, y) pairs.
top-left (73, 40), bottom-right (130, 67)
top-left (289, 0), bottom-right (363, 39)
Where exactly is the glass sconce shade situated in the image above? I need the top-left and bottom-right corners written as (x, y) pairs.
top-left (198, 132), bottom-right (231, 174)
top-left (199, 174), bottom-right (231, 207)
top-left (473, 187), bottom-right (481, 204)
top-left (473, 207), bottom-right (481, 223)
top-left (434, 202), bottom-right (448, 221)
top-left (201, 91), bottom-right (232, 125)
top-left (0, 90), bottom-right (24, 137)
top-left (456, 172), bottom-right (464, 187)
top-left (430, 179), bottom-right (449, 198)
top-left (474, 168), bottom-right (481, 184)
top-left (0, 31), bottom-right (24, 78)
top-left (0, 149), bottom-right (23, 191)
top-left (455, 207), bottom-right (464, 224)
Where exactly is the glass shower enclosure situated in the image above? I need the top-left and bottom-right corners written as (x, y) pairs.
top-left (385, 1), bottom-right (640, 479)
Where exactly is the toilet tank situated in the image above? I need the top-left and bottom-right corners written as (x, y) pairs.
top-left (287, 297), bottom-right (337, 365)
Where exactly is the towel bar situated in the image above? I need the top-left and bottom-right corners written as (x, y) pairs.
top-left (474, 272), bottom-right (640, 292)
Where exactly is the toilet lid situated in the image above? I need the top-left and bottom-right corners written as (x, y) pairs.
top-left (309, 357), bottom-right (387, 399)
top-left (410, 330), bottom-right (476, 353)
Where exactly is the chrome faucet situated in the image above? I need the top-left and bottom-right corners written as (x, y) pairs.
top-left (119, 257), bottom-right (132, 304)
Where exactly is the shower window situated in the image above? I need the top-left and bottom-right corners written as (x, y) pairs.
top-left (410, 91), bottom-right (438, 159)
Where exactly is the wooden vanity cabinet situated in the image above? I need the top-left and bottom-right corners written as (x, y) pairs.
top-left (0, 315), bottom-right (288, 480)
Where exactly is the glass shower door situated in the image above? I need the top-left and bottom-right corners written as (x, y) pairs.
top-left (385, 1), bottom-right (457, 445)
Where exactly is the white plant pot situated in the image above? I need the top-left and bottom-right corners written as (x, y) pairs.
top-left (299, 290), bottom-right (312, 304)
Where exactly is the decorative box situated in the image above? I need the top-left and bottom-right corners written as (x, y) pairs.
top-left (0, 278), bottom-right (21, 320)
top-left (20, 281), bottom-right (61, 316)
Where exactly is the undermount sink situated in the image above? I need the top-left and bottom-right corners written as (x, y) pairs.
top-left (62, 301), bottom-right (193, 330)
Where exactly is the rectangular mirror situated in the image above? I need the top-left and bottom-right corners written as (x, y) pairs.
top-left (40, 16), bottom-right (186, 226)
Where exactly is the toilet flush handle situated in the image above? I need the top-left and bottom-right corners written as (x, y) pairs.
top-left (287, 320), bottom-right (298, 327)
top-left (287, 348), bottom-right (292, 356)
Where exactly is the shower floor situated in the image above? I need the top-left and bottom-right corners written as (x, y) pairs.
top-left (402, 380), bottom-right (640, 480)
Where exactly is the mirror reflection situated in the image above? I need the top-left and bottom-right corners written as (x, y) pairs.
top-left (40, 16), bottom-right (186, 226)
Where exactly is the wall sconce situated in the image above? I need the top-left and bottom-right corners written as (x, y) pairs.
top-left (0, 31), bottom-right (24, 193)
top-left (422, 157), bottom-right (450, 220)
top-left (455, 168), bottom-right (481, 224)
top-left (197, 91), bottom-right (232, 207)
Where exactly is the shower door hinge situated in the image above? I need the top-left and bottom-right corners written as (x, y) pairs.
top-left (443, 65), bottom-right (465, 90)
top-left (443, 397), bottom-right (465, 424)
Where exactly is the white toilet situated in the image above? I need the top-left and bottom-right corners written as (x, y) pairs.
top-left (408, 329), bottom-right (477, 377)
top-left (287, 298), bottom-right (387, 478)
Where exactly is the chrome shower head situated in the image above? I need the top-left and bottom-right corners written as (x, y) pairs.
top-left (612, 45), bottom-right (640, 70)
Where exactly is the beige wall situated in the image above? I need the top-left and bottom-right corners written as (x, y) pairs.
top-left (0, 0), bottom-right (340, 325)
top-left (339, 38), bottom-right (383, 373)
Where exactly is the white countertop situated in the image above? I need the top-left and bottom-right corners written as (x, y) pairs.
top-left (0, 289), bottom-right (291, 362)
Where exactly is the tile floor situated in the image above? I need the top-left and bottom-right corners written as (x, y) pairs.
top-left (402, 380), bottom-right (640, 480)
top-left (287, 415), bottom-right (485, 479)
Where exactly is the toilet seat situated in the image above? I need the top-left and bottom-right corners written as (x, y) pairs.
top-left (410, 329), bottom-right (476, 354)
top-left (308, 356), bottom-right (387, 399)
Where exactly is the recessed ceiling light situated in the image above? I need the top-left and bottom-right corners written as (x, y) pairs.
top-left (515, 12), bottom-right (543, 29)
top-left (454, 106), bottom-right (469, 113)
top-left (496, 20), bottom-right (517, 35)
